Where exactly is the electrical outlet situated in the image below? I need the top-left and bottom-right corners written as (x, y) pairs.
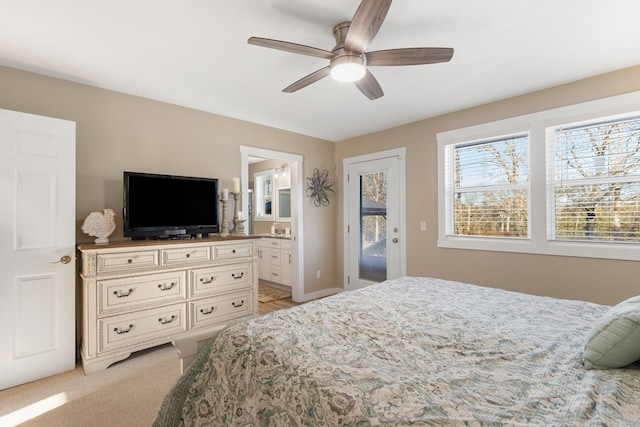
top-left (316, 270), bottom-right (321, 279)
top-left (419, 221), bottom-right (427, 231)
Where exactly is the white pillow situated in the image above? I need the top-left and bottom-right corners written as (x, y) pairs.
top-left (583, 295), bottom-right (640, 369)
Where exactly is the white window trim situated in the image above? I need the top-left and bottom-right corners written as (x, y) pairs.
top-left (437, 90), bottom-right (640, 261)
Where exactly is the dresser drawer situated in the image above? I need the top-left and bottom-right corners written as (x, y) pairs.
top-left (213, 242), bottom-right (252, 260)
top-left (98, 271), bottom-right (187, 314)
top-left (96, 250), bottom-right (159, 273)
top-left (99, 303), bottom-right (186, 352)
top-left (161, 246), bottom-right (211, 266)
top-left (190, 263), bottom-right (251, 297)
top-left (189, 289), bottom-right (252, 330)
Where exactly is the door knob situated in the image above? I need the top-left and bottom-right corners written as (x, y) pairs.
top-left (392, 238), bottom-right (399, 243)
top-left (51, 255), bottom-right (72, 264)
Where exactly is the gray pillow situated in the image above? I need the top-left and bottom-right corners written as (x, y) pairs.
top-left (583, 295), bottom-right (640, 369)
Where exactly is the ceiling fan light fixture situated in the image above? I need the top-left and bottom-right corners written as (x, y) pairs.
top-left (330, 55), bottom-right (366, 82)
top-left (249, 0), bottom-right (453, 99)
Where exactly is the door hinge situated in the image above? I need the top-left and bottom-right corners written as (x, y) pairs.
top-left (347, 275), bottom-right (350, 284)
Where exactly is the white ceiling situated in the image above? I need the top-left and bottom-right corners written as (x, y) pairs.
top-left (1, 1), bottom-right (639, 142)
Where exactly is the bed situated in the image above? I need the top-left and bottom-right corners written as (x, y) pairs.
top-left (154, 276), bottom-right (640, 426)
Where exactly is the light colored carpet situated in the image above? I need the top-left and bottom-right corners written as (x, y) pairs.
top-left (1, 290), bottom-right (291, 426)
top-left (258, 283), bottom-right (292, 303)
top-left (0, 344), bottom-right (180, 427)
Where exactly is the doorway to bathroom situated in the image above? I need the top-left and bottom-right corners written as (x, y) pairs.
top-left (240, 146), bottom-right (304, 302)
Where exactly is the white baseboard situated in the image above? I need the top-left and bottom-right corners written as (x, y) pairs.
top-left (299, 287), bottom-right (343, 302)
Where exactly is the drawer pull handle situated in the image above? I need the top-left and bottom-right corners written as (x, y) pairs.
top-left (158, 282), bottom-right (177, 291)
top-left (232, 300), bottom-right (245, 308)
top-left (200, 307), bottom-right (216, 315)
top-left (185, 253), bottom-right (191, 258)
top-left (114, 288), bottom-right (134, 298)
top-left (232, 272), bottom-right (244, 279)
top-left (127, 259), bottom-right (133, 264)
top-left (158, 315), bottom-right (177, 325)
top-left (232, 249), bottom-right (236, 253)
top-left (200, 276), bottom-right (217, 284)
top-left (114, 324), bottom-right (134, 334)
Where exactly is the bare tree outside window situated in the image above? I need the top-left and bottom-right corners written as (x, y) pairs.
top-left (552, 116), bottom-right (640, 242)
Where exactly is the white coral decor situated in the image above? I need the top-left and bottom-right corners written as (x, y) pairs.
top-left (82, 209), bottom-right (117, 244)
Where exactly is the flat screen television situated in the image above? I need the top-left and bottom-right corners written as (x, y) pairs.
top-left (123, 171), bottom-right (219, 239)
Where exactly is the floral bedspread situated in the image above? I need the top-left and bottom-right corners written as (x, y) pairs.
top-left (154, 276), bottom-right (640, 426)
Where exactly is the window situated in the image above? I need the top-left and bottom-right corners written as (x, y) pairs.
top-left (438, 90), bottom-right (640, 261)
top-left (547, 114), bottom-right (640, 243)
top-left (449, 134), bottom-right (529, 239)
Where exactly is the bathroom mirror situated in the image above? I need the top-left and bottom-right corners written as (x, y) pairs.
top-left (254, 170), bottom-right (274, 221)
top-left (276, 186), bottom-right (291, 221)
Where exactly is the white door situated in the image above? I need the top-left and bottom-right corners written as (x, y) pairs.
top-left (344, 149), bottom-right (406, 290)
top-left (0, 109), bottom-right (76, 390)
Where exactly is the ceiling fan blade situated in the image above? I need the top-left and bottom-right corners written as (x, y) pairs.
top-left (354, 70), bottom-right (384, 100)
top-left (344, 0), bottom-right (392, 54)
top-left (283, 66), bottom-right (331, 93)
top-left (248, 37), bottom-right (335, 60)
top-left (366, 47), bottom-right (454, 66)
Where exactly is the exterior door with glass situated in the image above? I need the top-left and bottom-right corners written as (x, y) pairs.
top-left (344, 149), bottom-right (406, 290)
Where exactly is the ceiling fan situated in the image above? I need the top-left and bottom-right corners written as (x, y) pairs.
top-left (247, 0), bottom-right (454, 100)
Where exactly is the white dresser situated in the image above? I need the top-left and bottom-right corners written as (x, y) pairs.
top-left (78, 237), bottom-right (257, 374)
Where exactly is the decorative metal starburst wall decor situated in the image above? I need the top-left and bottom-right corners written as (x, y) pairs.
top-left (306, 168), bottom-right (335, 207)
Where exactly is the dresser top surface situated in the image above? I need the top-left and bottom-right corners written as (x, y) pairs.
top-left (78, 235), bottom-right (257, 252)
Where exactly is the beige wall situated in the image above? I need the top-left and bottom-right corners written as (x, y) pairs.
top-left (0, 65), bottom-right (338, 295)
top-left (335, 65), bottom-right (640, 306)
top-left (4, 63), bottom-right (640, 305)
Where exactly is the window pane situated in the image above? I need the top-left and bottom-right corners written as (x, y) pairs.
top-left (551, 115), bottom-right (640, 243)
top-left (554, 182), bottom-right (640, 242)
top-left (554, 116), bottom-right (640, 181)
top-left (452, 134), bottom-right (529, 238)
top-left (454, 190), bottom-right (528, 237)
top-left (359, 172), bottom-right (387, 282)
top-left (456, 136), bottom-right (529, 188)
